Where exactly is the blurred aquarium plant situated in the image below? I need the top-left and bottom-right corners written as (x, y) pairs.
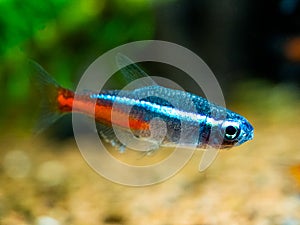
top-left (0, 0), bottom-right (170, 132)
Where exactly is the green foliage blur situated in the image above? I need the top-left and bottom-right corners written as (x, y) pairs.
top-left (0, 0), bottom-right (162, 131)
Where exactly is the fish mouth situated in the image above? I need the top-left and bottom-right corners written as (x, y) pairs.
top-left (246, 122), bottom-right (254, 141)
top-left (239, 124), bottom-right (254, 145)
top-left (247, 129), bottom-right (254, 141)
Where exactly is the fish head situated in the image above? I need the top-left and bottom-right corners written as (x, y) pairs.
top-left (220, 115), bottom-right (254, 149)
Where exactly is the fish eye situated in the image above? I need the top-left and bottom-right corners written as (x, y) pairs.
top-left (223, 123), bottom-right (240, 140)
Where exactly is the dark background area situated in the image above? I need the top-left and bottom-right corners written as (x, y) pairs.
top-left (155, 0), bottom-right (300, 86)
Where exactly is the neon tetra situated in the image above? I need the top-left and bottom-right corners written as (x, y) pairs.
top-left (32, 54), bottom-right (254, 153)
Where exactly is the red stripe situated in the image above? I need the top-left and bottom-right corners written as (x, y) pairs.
top-left (57, 89), bottom-right (149, 132)
top-left (57, 88), bottom-right (74, 112)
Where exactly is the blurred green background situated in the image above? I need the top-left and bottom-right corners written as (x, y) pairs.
top-left (0, 0), bottom-right (159, 131)
top-left (0, 0), bottom-right (300, 224)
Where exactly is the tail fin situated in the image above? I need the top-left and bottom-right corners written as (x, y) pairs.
top-left (30, 60), bottom-right (64, 133)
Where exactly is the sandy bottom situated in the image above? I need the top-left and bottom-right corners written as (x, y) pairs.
top-left (1, 113), bottom-right (300, 225)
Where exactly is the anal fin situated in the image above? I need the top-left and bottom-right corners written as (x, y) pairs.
top-left (96, 123), bottom-right (126, 153)
top-left (97, 121), bottom-right (164, 154)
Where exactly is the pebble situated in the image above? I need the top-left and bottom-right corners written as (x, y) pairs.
top-left (36, 216), bottom-right (60, 225)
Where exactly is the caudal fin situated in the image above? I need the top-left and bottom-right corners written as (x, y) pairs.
top-left (30, 60), bottom-right (65, 133)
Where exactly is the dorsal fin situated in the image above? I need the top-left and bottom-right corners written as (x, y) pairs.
top-left (115, 53), bottom-right (158, 89)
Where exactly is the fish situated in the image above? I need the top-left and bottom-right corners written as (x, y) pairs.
top-left (31, 54), bottom-right (254, 156)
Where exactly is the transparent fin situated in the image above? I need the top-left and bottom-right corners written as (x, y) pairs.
top-left (34, 105), bottom-right (64, 134)
top-left (96, 123), bottom-right (127, 153)
top-left (29, 60), bottom-right (64, 134)
top-left (115, 53), bottom-right (157, 88)
top-left (96, 122), bottom-right (164, 154)
top-left (198, 147), bottom-right (219, 172)
top-left (29, 60), bottom-right (60, 88)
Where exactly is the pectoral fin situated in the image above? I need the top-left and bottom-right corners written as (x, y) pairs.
top-left (198, 147), bottom-right (219, 172)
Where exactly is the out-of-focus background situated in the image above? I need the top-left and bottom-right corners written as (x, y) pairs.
top-left (0, 0), bottom-right (300, 224)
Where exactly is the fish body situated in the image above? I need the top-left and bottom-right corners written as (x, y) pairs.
top-left (32, 55), bottom-right (254, 151)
